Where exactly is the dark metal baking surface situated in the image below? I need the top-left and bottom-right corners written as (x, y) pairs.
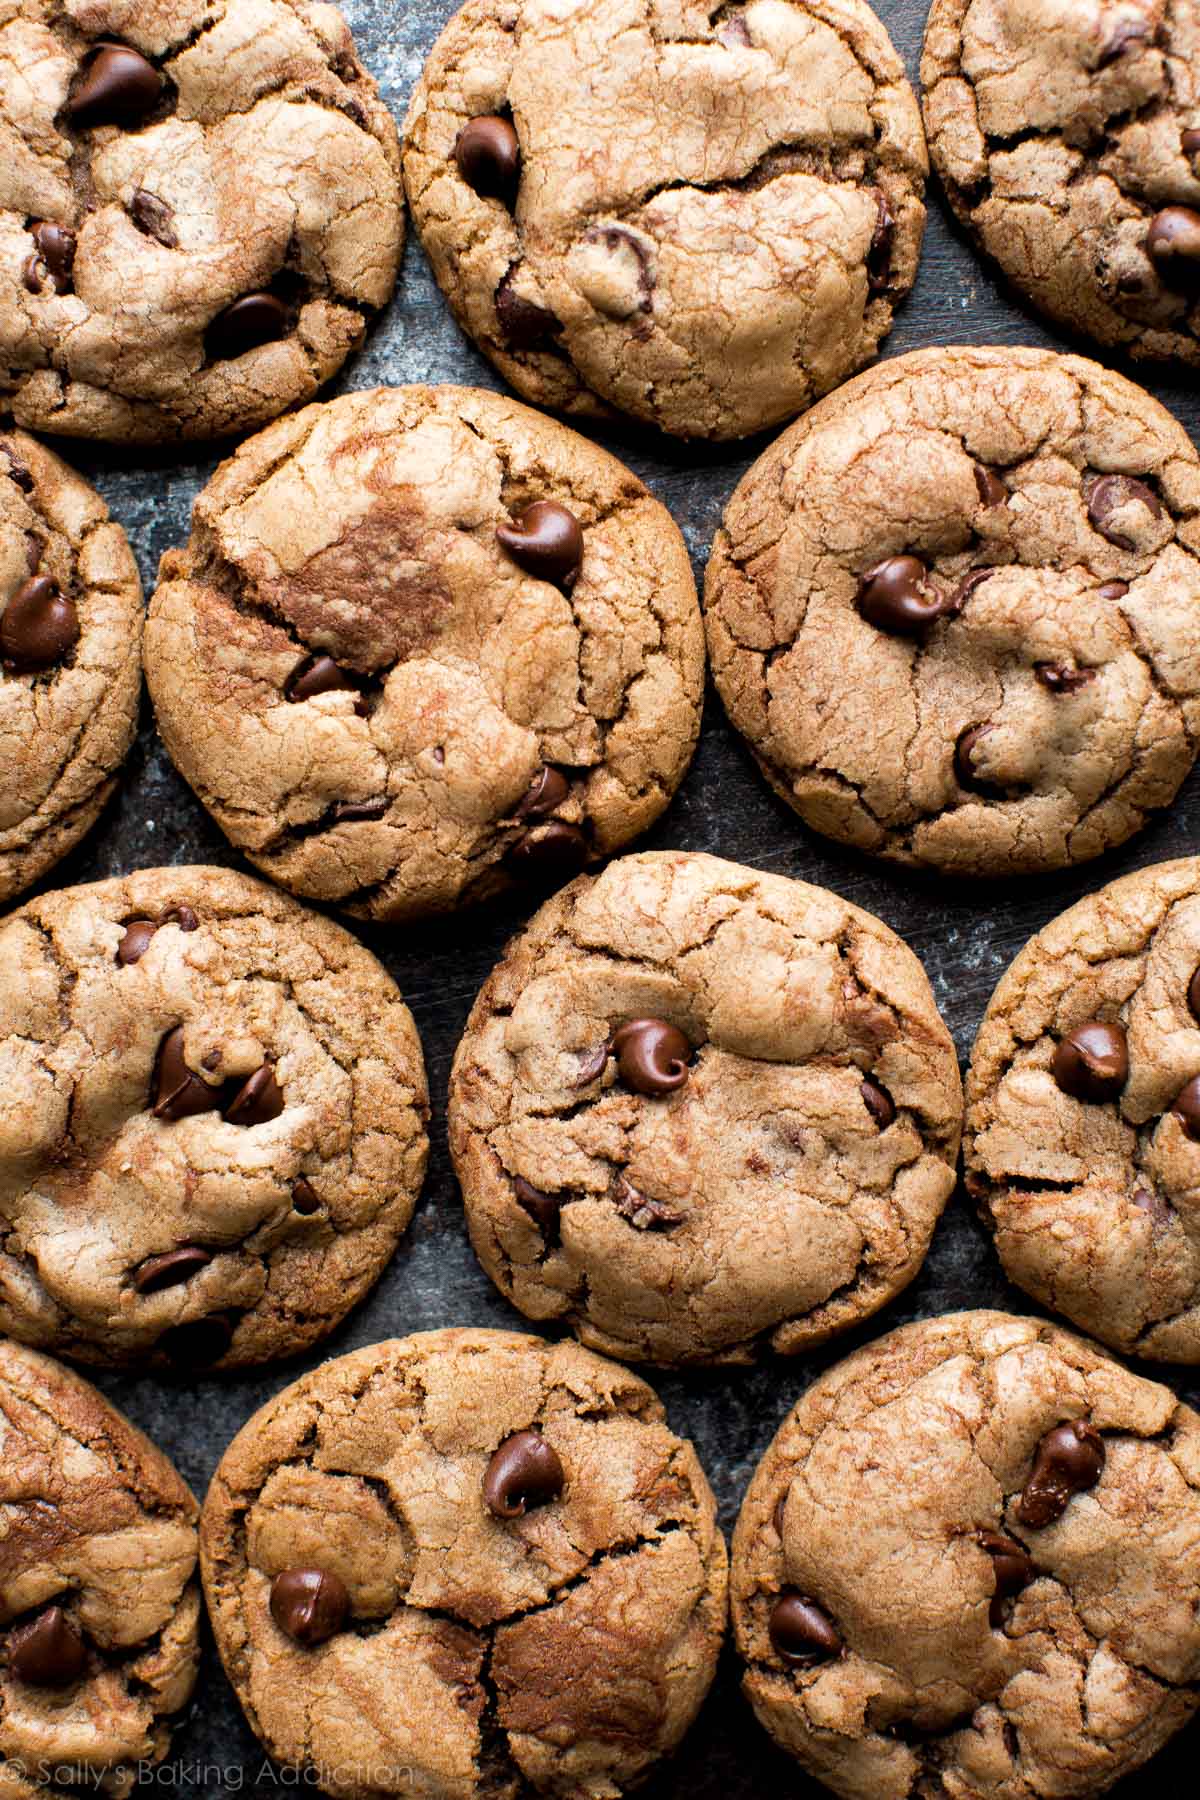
top-left (37, 0), bottom-right (1200, 1792)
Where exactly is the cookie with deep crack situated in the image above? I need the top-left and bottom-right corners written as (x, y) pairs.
top-left (200, 1326), bottom-right (728, 1800)
top-left (705, 344), bottom-right (1200, 878)
top-left (0, 865), bottom-right (428, 1372)
top-left (402, 0), bottom-right (927, 442)
top-left (1, 428), bottom-right (142, 904)
top-left (922, 0), bottom-right (1200, 367)
top-left (0, 0), bottom-right (403, 443)
top-left (731, 1309), bottom-right (1200, 1800)
top-left (0, 1339), bottom-right (200, 1797)
top-left (144, 386), bottom-right (704, 922)
top-left (966, 855), bottom-right (1200, 1362)
top-left (448, 850), bottom-right (963, 1366)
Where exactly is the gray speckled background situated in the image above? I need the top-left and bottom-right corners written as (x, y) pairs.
top-left (28, 0), bottom-right (1200, 1792)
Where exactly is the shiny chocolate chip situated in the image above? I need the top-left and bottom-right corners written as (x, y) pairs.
top-left (977, 1529), bottom-right (1035, 1626)
top-left (1146, 206), bottom-right (1200, 290)
top-left (129, 187), bottom-right (177, 247)
top-left (861, 1077), bottom-right (895, 1127)
top-left (954, 724), bottom-right (1000, 793)
top-left (28, 223), bottom-right (76, 294)
top-left (207, 292), bottom-right (289, 361)
top-left (134, 1245), bottom-right (212, 1294)
top-left (495, 271), bottom-right (560, 348)
top-left (483, 1430), bottom-right (565, 1518)
top-left (1172, 1074), bottom-right (1200, 1140)
top-left (1183, 128), bottom-right (1200, 157)
top-left (269, 1568), bottom-right (349, 1646)
top-left (867, 190), bottom-right (894, 291)
top-left (772, 1491), bottom-right (789, 1536)
top-left (611, 1018), bottom-right (691, 1095)
top-left (292, 1179), bottom-right (322, 1215)
top-left (514, 1176), bottom-right (562, 1243)
top-left (496, 501), bottom-right (584, 590)
top-left (152, 1027), bottom-right (222, 1120)
top-left (158, 1312), bottom-right (234, 1367)
top-left (1051, 1020), bottom-right (1128, 1102)
top-left (857, 556), bottom-right (946, 637)
top-left (287, 655), bottom-right (358, 702)
top-left (1, 577), bottom-right (79, 673)
top-left (68, 43), bottom-right (162, 129)
top-left (1188, 965), bottom-right (1200, 1023)
top-left (1035, 663), bottom-right (1098, 694)
top-left (224, 1064), bottom-right (284, 1127)
top-left (117, 920), bottom-right (158, 965)
top-left (974, 465), bottom-right (1007, 508)
top-left (456, 115), bottom-right (521, 201)
top-left (768, 1592), bottom-right (842, 1664)
top-left (508, 820), bottom-right (589, 884)
top-left (9, 1607), bottom-right (86, 1688)
top-left (1086, 474), bottom-right (1162, 548)
top-left (1098, 580), bottom-right (1129, 600)
top-left (517, 765), bottom-right (569, 818)
top-left (1016, 1420), bottom-right (1105, 1528)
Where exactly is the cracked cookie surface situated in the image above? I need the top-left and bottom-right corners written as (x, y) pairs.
top-left (0, 0), bottom-right (402, 444)
top-left (731, 1309), bottom-right (1200, 1800)
top-left (922, 0), bottom-right (1200, 366)
top-left (966, 855), bottom-right (1200, 1361)
top-left (144, 385), bottom-right (704, 922)
top-left (0, 427), bottom-right (141, 905)
top-left (448, 850), bottom-right (963, 1367)
top-left (0, 865), bottom-right (428, 1372)
top-left (0, 1339), bottom-right (200, 1798)
top-left (401, 0), bottom-right (927, 442)
top-left (200, 1326), bottom-right (728, 1800)
top-left (704, 344), bottom-right (1200, 878)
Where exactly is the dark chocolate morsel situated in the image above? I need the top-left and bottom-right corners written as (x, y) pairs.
top-left (1183, 128), bottom-right (1200, 156)
top-left (611, 1018), bottom-right (691, 1095)
top-left (513, 1176), bottom-right (562, 1242)
top-left (483, 1429), bottom-right (565, 1518)
top-left (1086, 473), bottom-right (1163, 547)
top-left (1172, 1073), bottom-right (1200, 1140)
top-left (860, 1077), bottom-right (896, 1127)
top-left (206, 292), bottom-right (289, 360)
top-left (1051, 1020), bottom-right (1128, 1102)
top-left (117, 920), bottom-right (158, 965)
top-left (456, 115), bottom-right (520, 201)
top-left (974, 465), bottom-right (1007, 507)
top-left (1035, 663), bottom-right (1098, 694)
top-left (1188, 964), bottom-right (1200, 1023)
top-left (133, 1245), bottom-right (212, 1294)
top-left (954, 724), bottom-right (1000, 793)
top-left (292, 1178), bottom-right (322, 1214)
top-left (517, 765), bottom-right (570, 818)
top-left (269, 1568), bottom-right (350, 1646)
top-left (1, 576), bottom-right (79, 673)
top-left (223, 1064), bottom-right (284, 1127)
top-left (152, 1026), bottom-right (222, 1120)
top-left (68, 43), bottom-right (162, 129)
top-left (977, 1529), bottom-right (1035, 1626)
top-left (287, 655), bottom-right (358, 702)
top-left (768, 1592), bottom-right (842, 1664)
top-left (129, 188), bottom-right (177, 247)
top-left (334, 797), bottom-right (388, 822)
top-left (9, 1607), bottom-right (87, 1688)
top-left (1098, 580), bottom-right (1129, 600)
top-left (857, 556), bottom-right (946, 637)
top-left (158, 1312), bottom-right (235, 1367)
top-left (29, 223), bottom-right (76, 293)
top-left (496, 501), bottom-right (584, 590)
top-left (1146, 206), bottom-right (1200, 291)
top-left (508, 820), bottom-right (589, 883)
top-left (495, 272), bottom-right (560, 348)
top-left (773, 1491), bottom-right (789, 1536)
top-left (1016, 1420), bottom-right (1105, 1528)
top-left (867, 190), bottom-right (894, 290)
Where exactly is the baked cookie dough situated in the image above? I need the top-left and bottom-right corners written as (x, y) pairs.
top-left (731, 1309), bottom-right (1200, 1800)
top-left (200, 1327), bottom-right (728, 1800)
top-left (705, 345), bottom-right (1200, 878)
top-left (0, 1339), bottom-right (200, 1797)
top-left (966, 856), bottom-right (1200, 1362)
top-left (1, 427), bottom-right (141, 905)
top-left (448, 850), bottom-right (963, 1366)
top-left (1, 0), bottom-right (403, 443)
top-left (402, 0), bottom-right (928, 442)
top-left (0, 865), bottom-right (428, 1372)
top-left (145, 386), bottom-right (704, 922)
top-left (923, 0), bottom-right (1200, 367)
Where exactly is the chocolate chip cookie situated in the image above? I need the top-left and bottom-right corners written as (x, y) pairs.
top-left (0, 865), bottom-right (428, 1371)
top-left (402, 0), bottom-right (927, 442)
top-left (145, 386), bottom-right (703, 921)
top-left (448, 850), bottom-right (963, 1366)
top-left (0, 1339), bottom-right (200, 1796)
top-left (923, 0), bottom-right (1200, 367)
top-left (965, 855), bottom-right (1200, 1361)
top-left (705, 345), bottom-right (1200, 878)
top-left (1, 1), bottom-right (402, 443)
top-left (1, 428), bottom-right (141, 905)
top-left (731, 1309), bottom-right (1200, 1800)
top-left (200, 1326), bottom-right (727, 1799)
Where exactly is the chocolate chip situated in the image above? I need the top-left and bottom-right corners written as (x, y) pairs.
top-left (572, 1041), bottom-right (611, 1087)
top-left (1172, 1074), bottom-right (1200, 1139)
top-left (856, 556), bottom-right (947, 637)
top-left (954, 724), bottom-right (1001, 793)
top-left (1097, 16), bottom-right (1149, 62)
top-left (1184, 129), bottom-right (1200, 157)
top-left (495, 271), bottom-right (560, 348)
top-left (946, 568), bottom-right (996, 616)
top-left (158, 1312), bottom-right (234, 1367)
top-left (1146, 206), bottom-right (1200, 289)
top-left (169, 906), bottom-right (199, 933)
top-left (456, 115), bottom-right (520, 201)
top-left (613, 1175), bottom-right (682, 1229)
top-left (27, 223), bottom-right (76, 294)
top-left (768, 1592), bottom-right (842, 1664)
top-left (129, 188), bottom-right (177, 247)
top-left (1051, 1020), bottom-right (1128, 1102)
top-left (867, 190), bottom-right (895, 291)
top-left (1086, 474), bottom-right (1163, 548)
top-left (496, 501), bottom-right (584, 590)
top-left (8, 1607), bottom-right (86, 1687)
top-left (483, 1430), bottom-right (565, 1518)
top-left (1098, 580), bottom-right (1129, 600)
top-left (1189, 965), bottom-right (1200, 1023)
top-left (611, 1018), bottom-right (691, 1095)
top-left (1016, 1420), bottom-right (1105, 1528)
top-left (292, 1179), bottom-right (322, 1215)
top-left (207, 292), bottom-right (289, 361)
top-left (1035, 663), bottom-right (1098, 694)
top-left (516, 765), bottom-right (570, 818)
top-left (508, 820), bottom-right (589, 884)
top-left (860, 1077), bottom-right (895, 1127)
top-left (334, 797), bottom-right (387, 822)
top-left (68, 43), bottom-right (162, 129)
top-left (286, 655), bottom-right (358, 702)
top-left (269, 1568), bottom-right (349, 1646)
top-left (773, 1491), bottom-right (789, 1536)
top-left (974, 465), bottom-right (1007, 508)
top-left (152, 1027), bottom-right (222, 1120)
top-left (1, 576), bottom-right (79, 673)
top-left (134, 1245), bottom-right (212, 1294)
top-left (117, 920), bottom-right (157, 965)
top-left (514, 1176), bottom-right (562, 1243)
top-left (977, 1529), bottom-right (1035, 1626)
top-left (22, 255), bottom-right (44, 293)
top-left (224, 1064), bottom-right (284, 1127)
